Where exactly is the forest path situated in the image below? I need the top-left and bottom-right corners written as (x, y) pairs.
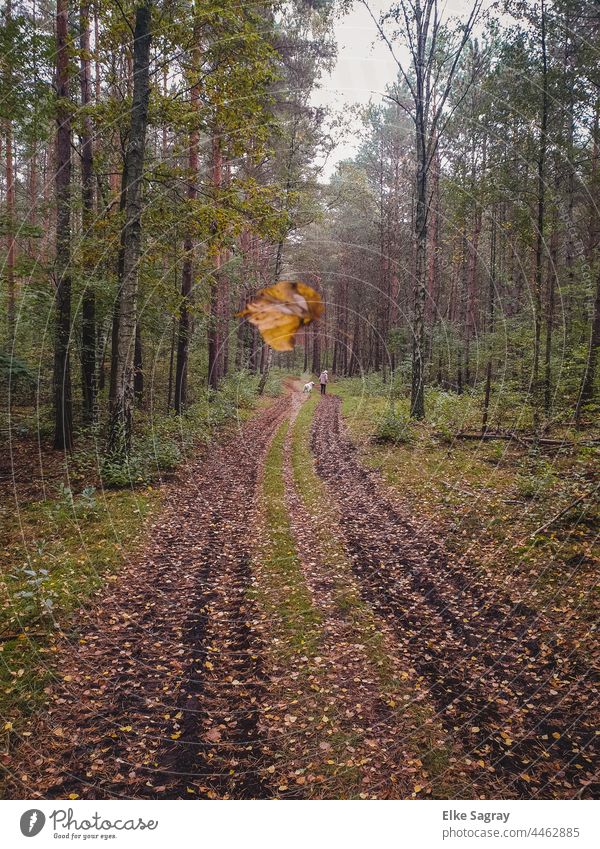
top-left (311, 394), bottom-right (599, 799)
top-left (3, 392), bottom-right (291, 800)
top-left (3, 386), bottom-right (597, 800)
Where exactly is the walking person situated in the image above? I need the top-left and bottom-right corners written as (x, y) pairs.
top-left (319, 369), bottom-right (329, 395)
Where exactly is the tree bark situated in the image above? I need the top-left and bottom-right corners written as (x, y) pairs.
top-left (532, 0), bottom-right (548, 428)
top-left (207, 135), bottom-right (222, 392)
top-left (107, 0), bottom-right (152, 455)
top-left (53, 0), bottom-right (73, 451)
top-left (174, 30), bottom-right (200, 413)
top-left (80, 0), bottom-right (96, 423)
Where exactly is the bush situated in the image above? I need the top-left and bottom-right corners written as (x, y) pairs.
top-left (374, 408), bottom-right (416, 445)
top-left (0, 352), bottom-right (36, 402)
top-left (143, 438), bottom-right (181, 473)
top-left (515, 458), bottom-right (557, 500)
top-left (429, 390), bottom-right (478, 436)
top-left (100, 453), bottom-right (150, 488)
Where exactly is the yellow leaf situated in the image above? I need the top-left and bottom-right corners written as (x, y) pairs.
top-left (68, 793), bottom-right (79, 800)
top-left (238, 281), bottom-right (324, 351)
top-left (119, 725), bottom-right (133, 732)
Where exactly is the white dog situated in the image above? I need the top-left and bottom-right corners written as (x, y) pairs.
top-left (303, 381), bottom-right (315, 393)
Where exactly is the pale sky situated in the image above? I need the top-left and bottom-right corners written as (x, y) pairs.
top-left (312, 0), bottom-right (489, 176)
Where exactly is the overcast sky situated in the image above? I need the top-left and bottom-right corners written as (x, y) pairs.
top-left (312, 0), bottom-right (490, 176)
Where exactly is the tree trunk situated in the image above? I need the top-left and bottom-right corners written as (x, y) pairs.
top-left (411, 99), bottom-right (427, 419)
top-left (482, 212), bottom-right (497, 431)
top-left (576, 101), bottom-right (600, 423)
top-left (5, 118), bottom-right (15, 338)
top-left (134, 322), bottom-right (143, 404)
top-left (174, 31), bottom-right (200, 413)
top-left (107, 0), bottom-right (152, 455)
top-left (576, 269), bottom-right (600, 423)
top-left (544, 204), bottom-right (558, 415)
top-left (207, 135), bottom-right (222, 392)
top-left (80, 1), bottom-right (96, 423)
top-left (311, 323), bottom-right (321, 374)
top-left (4, 0), bottom-right (16, 338)
top-left (166, 317), bottom-right (176, 411)
top-left (532, 0), bottom-right (548, 428)
top-left (109, 155), bottom-right (128, 401)
top-left (53, 0), bottom-right (73, 451)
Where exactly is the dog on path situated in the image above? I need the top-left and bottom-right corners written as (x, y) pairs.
top-left (303, 381), bottom-right (315, 393)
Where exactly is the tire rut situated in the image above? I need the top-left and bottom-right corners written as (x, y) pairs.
top-left (2, 395), bottom-right (290, 800)
top-left (311, 395), bottom-right (599, 799)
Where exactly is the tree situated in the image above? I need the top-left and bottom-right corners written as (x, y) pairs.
top-left (80, 0), bottom-right (96, 423)
top-left (107, 0), bottom-right (152, 455)
top-left (174, 21), bottom-right (200, 414)
top-left (362, 0), bottom-right (483, 418)
top-left (53, 0), bottom-right (73, 451)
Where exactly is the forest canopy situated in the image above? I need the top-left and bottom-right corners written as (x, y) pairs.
top-left (0, 0), bottom-right (599, 460)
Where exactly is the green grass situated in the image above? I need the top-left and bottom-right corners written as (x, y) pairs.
top-left (0, 374), bottom-right (280, 745)
top-left (289, 394), bottom-right (459, 797)
top-left (331, 378), bottom-right (600, 649)
top-left (0, 485), bottom-right (161, 739)
top-left (255, 419), bottom-right (322, 657)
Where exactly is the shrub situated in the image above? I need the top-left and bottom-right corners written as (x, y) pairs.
top-left (100, 453), bottom-right (150, 488)
top-left (143, 438), bottom-right (181, 473)
top-left (374, 408), bottom-right (416, 445)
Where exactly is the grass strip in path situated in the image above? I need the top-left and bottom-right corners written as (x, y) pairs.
top-left (285, 392), bottom-right (463, 799)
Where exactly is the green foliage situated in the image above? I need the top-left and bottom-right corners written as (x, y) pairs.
top-left (100, 452), bottom-right (150, 488)
top-left (0, 352), bottom-right (36, 400)
top-left (428, 390), bottom-right (478, 441)
top-left (515, 456), bottom-right (557, 501)
top-left (374, 407), bottom-right (416, 445)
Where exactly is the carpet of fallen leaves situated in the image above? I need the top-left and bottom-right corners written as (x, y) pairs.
top-left (2, 387), bottom-right (598, 799)
top-left (2, 395), bottom-right (290, 799)
top-left (311, 395), bottom-right (599, 799)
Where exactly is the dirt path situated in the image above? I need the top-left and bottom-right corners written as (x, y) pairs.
top-left (3, 387), bottom-right (597, 800)
top-left (3, 395), bottom-right (290, 799)
top-left (311, 395), bottom-right (599, 799)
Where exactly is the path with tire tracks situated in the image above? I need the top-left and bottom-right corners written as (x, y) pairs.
top-left (3, 385), bottom-right (597, 799)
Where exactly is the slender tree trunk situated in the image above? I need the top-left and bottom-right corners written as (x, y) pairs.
top-left (482, 212), bottom-right (497, 431)
top-left (532, 0), bottom-right (548, 429)
top-left (174, 31), bottom-right (200, 413)
top-left (5, 118), bottom-right (16, 338)
top-left (134, 322), bottom-right (143, 404)
top-left (207, 135), bottom-right (222, 392)
top-left (166, 317), bottom-right (176, 411)
top-left (80, 1), bottom-right (96, 423)
top-left (109, 156), bottom-right (128, 401)
top-left (4, 0), bottom-right (16, 338)
top-left (107, 0), bottom-right (152, 455)
top-left (53, 0), bottom-right (73, 450)
top-left (411, 96), bottom-right (427, 419)
top-left (311, 323), bottom-right (321, 374)
top-left (576, 101), bottom-right (600, 424)
top-left (576, 270), bottom-right (600, 422)
top-left (544, 204), bottom-right (558, 415)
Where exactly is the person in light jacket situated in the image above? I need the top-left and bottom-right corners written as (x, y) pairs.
top-left (319, 369), bottom-right (329, 395)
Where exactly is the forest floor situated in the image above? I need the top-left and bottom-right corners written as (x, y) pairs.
top-left (0, 381), bottom-right (598, 800)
